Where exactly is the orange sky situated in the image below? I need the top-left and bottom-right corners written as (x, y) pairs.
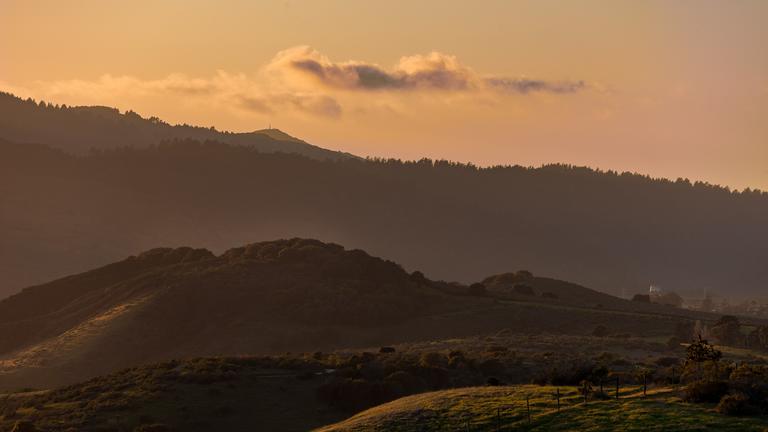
top-left (2, 0), bottom-right (767, 190)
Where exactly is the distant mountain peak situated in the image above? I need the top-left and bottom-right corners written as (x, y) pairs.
top-left (253, 128), bottom-right (303, 143)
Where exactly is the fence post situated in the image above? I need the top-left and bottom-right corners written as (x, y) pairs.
top-left (526, 394), bottom-right (531, 423)
top-left (615, 376), bottom-right (620, 400)
top-left (643, 373), bottom-right (647, 397)
top-left (497, 407), bottom-right (501, 432)
top-left (556, 388), bottom-right (560, 412)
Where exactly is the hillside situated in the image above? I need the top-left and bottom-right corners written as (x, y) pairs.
top-left (1, 135), bottom-right (766, 301)
top-left (0, 239), bottom-right (464, 389)
top-left (317, 385), bottom-right (768, 431)
top-left (0, 357), bottom-right (349, 432)
top-left (0, 91), bottom-right (354, 160)
top-left (0, 238), bottom-right (752, 391)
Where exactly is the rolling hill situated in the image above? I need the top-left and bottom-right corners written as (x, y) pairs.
top-left (317, 385), bottom-right (768, 431)
top-left (0, 238), bottom-right (750, 391)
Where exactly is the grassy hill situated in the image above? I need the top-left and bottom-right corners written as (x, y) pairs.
top-left (317, 385), bottom-right (768, 431)
top-left (3, 329), bottom-right (768, 431)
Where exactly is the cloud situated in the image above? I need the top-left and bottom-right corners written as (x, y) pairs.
top-left (268, 46), bottom-right (585, 94)
top-left (13, 71), bottom-right (343, 119)
top-left (2, 46), bottom-right (587, 122)
top-left (484, 77), bottom-right (586, 94)
top-left (239, 94), bottom-right (342, 118)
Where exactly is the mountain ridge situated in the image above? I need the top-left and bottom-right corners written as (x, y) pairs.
top-left (2, 135), bottom-right (766, 302)
top-left (0, 91), bottom-right (356, 160)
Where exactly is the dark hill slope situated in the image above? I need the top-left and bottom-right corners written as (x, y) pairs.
top-left (0, 239), bottom-right (464, 388)
top-left (2, 137), bottom-right (766, 300)
top-left (0, 357), bottom-right (350, 432)
top-left (0, 91), bottom-right (353, 160)
top-left (0, 239), bottom-right (756, 391)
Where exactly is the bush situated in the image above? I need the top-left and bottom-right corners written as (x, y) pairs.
top-left (513, 284), bottom-right (535, 295)
top-left (684, 380), bottom-right (729, 403)
top-left (716, 393), bottom-right (758, 416)
top-left (477, 358), bottom-right (505, 377)
top-left (419, 352), bottom-right (446, 369)
top-left (593, 325), bottom-right (609, 338)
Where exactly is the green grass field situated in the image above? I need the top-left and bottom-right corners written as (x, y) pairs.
top-left (318, 385), bottom-right (768, 431)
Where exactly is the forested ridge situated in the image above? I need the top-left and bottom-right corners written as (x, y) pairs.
top-left (2, 136), bottom-right (766, 300)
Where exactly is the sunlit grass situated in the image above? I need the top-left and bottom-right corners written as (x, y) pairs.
top-left (318, 385), bottom-right (768, 431)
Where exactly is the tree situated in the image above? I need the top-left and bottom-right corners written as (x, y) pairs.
top-left (710, 315), bottom-right (741, 347)
top-left (685, 335), bottom-right (722, 381)
top-left (513, 284), bottom-right (534, 296)
top-left (748, 326), bottom-right (768, 351)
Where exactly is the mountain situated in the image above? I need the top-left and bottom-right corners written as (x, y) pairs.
top-left (0, 238), bottom-right (747, 391)
top-left (0, 91), bottom-right (355, 160)
top-left (1, 134), bottom-right (766, 301)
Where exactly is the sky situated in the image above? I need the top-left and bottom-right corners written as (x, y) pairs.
top-left (2, 0), bottom-right (767, 190)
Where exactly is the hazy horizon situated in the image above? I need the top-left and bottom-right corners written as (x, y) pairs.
top-left (3, 0), bottom-right (767, 191)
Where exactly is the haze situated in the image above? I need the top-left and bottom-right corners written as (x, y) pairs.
top-left (2, 0), bottom-right (767, 191)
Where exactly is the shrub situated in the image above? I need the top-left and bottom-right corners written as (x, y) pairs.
top-left (710, 316), bottom-right (742, 347)
top-left (419, 352), bottom-right (446, 369)
top-left (541, 292), bottom-right (558, 299)
top-left (513, 284), bottom-right (535, 296)
top-left (486, 377), bottom-right (502, 386)
top-left (684, 380), bottom-right (729, 403)
top-left (716, 393), bottom-right (757, 416)
top-left (477, 358), bottom-right (506, 377)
